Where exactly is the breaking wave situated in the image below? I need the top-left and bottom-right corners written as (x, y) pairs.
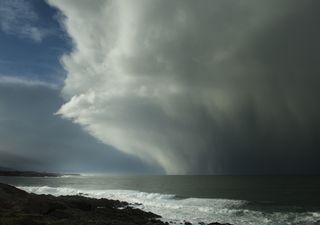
top-left (19, 186), bottom-right (320, 225)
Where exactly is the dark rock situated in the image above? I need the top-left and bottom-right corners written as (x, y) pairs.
top-left (0, 170), bottom-right (61, 177)
top-left (208, 223), bottom-right (233, 225)
top-left (0, 182), bottom-right (165, 225)
top-left (48, 209), bottom-right (70, 219)
top-left (0, 183), bottom-right (234, 225)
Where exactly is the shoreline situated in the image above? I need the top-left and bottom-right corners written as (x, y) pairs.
top-left (0, 183), bottom-right (232, 225)
top-left (0, 170), bottom-right (80, 177)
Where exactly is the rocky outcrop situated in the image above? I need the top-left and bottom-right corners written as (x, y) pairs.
top-left (0, 183), bottom-right (161, 225)
top-left (0, 170), bottom-right (62, 177)
top-left (0, 183), bottom-right (233, 225)
top-left (0, 169), bottom-right (82, 177)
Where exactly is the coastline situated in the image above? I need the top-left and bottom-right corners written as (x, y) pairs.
top-left (0, 183), bottom-right (232, 225)
top-left (0, 170), bottom-right (80, 177)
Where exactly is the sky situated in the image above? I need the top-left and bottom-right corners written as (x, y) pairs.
top-left (0, 0), bottom-right (320, 174)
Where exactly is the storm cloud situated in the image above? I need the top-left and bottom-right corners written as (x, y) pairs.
top-left (0, 78), bottom-right (161, 173)
top-left (48, 0), bottom-right (320, 174)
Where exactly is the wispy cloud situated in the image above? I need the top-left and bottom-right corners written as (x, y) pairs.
top-left (0, 75), bottom-right (59, 89)
top-left (0, 0), bottom-right (50, 42)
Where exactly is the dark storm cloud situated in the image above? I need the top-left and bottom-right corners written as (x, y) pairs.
top-left (0, 80), bottom-right (163, 174)
top-left (208, 0), bottom-right (320, 174)
top-left (49, 0), bottom-right (320, 174)
top-left (180, 0), bottom-right (320, 174)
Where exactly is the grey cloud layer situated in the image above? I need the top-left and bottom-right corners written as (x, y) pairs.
top-left (49, 0), bottom-right (320, 174)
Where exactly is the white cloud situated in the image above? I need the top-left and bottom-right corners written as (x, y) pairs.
top-left (0, 0), bottom-right (49, 42)
top-left (49, 0), bottom-right (320, 174)
top-left (0, 75), bottom-right (58, 89)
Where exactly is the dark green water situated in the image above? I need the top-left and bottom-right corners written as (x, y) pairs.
top-left (1, 175), bottom-right (320, 203)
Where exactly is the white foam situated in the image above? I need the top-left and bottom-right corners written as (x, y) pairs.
top-left (18, 186), bottom-right (320, 225)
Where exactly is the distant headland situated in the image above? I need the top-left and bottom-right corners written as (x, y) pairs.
top-left (0, 168), bottom-right (80, 177)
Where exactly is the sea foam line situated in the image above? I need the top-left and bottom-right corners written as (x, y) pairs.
top-left (17, 186), bottom-right (320, 225)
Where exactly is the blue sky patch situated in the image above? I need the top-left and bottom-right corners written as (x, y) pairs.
top-left (0, 0), bottom-right (71, 87)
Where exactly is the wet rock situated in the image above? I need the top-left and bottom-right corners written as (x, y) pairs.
top-left (0, 183), bottom-right (165, 225)
top-left (0, 183), bottom-right (234, 225)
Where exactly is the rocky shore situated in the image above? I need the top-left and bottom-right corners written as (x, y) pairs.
top-left (0, 183), bottom-right (233, 225)
top-left (0, 170), bottom-right (80, 177)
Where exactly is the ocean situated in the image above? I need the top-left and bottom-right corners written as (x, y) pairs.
top-left (1, 175), bottom-right (320, 225)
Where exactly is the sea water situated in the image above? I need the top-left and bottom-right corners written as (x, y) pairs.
top-left (1, 175), bottom-right (320, 225)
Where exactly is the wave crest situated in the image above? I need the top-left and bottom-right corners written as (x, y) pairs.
top-left (18, 186), bottom-right (320, 225)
